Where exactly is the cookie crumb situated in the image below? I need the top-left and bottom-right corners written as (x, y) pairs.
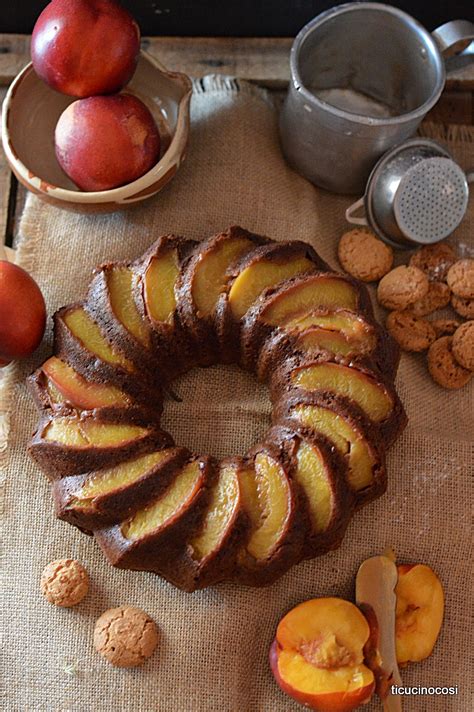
top-left (427, 336), bottom-right (472, 389)
top-left (377, 266), bottom-right (429, 311)
top-left (94, 606), bottom-right (159, 667)
top-left (40, 559), bottom-right (89, 607)
top-left (447, 259), bottom-right (474, 299)
top-left (337, 228), bottom-right (393, 282)
top-left (452, 321), bottom-right (474, 371)
top-left (387, 311), bottom-right (436, 352)
top-left (409, 243), bottom-right (457, 282)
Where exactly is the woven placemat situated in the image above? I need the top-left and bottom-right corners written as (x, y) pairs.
top-left (1, 76), bottom-right (472, 711)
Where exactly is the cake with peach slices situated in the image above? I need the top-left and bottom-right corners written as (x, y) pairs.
top-left (28, 225), bottom-right (406, 591)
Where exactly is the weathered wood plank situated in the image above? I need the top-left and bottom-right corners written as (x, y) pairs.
top-left (0, 34), bottom-right (473, 90)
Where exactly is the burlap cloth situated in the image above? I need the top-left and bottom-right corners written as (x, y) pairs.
top-left (1, 76), bottom-right (472, 711)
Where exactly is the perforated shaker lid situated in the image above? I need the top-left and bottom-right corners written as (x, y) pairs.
top-left (394, 157), bottom-right (469, 245)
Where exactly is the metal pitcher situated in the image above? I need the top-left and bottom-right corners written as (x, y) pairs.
top-left (280, 3), bottom-right (474, 194)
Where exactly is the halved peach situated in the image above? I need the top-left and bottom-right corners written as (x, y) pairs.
top-left (144, 246), bottom-right (180, 324)
top-left (192, 235), bottom-right (255, 317)
top-left (291, 363), bottom-right (393, 423)
top-left (229, 256), bottom-right (316, 320)
top-left (290, 404), bottom-right (377, 493)
top-left (63, 306), bottom-right (132, 370)
top-left (107, 267), bottom-right (149, 346)
top-left (270, 597), bottom-right (375, 711)
top-left (42, 356), bottom-right (129, 410)
top-left (395, 564), bottom-right (444, 665)
top-left (262, 275), bottom-right (359, 326)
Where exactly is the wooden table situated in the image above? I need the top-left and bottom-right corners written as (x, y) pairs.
top-left (1, 34), bottom-right (473, 254)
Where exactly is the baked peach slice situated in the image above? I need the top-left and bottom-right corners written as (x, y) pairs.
top-left (283, 362), bottom-right (405, 443)
top-left (270, 598), bottom-right (375, 711)
top-left (54, 304), bottom-right (161, 406)
top-left (61, 305), bottom-right (132, 370)
top-left (53, 446), bottom-right (189, 529)
top-left (141, 234), bottom-right (197, 376)
top-left (236, 448), bottom-right (304, 585)
top-left (228, 242), bottom-right (321, 321)
top-left (28, 414), bottom-right (172, 478)
top-left (395, 564), bottom-right (444, 665)
top-left (144, 244), bottom-right (180, 324)
top-left (39, 357), bottom-right (129, 410)
top-left (157, 459), bottom-right (248, 590)
top-left (283, 399), bottom-right (385, 505)
top-left (177, 226), bottom-right (265, 364)
top-left (240, 273), bottom-right (367, 370)
top-left (94, 457), bottom-right (213, 582)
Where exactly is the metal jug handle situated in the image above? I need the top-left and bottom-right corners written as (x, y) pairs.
top-left (432, 20), bottom-right (474, 57)
top-left (345, 197), bottom-right (368, 227)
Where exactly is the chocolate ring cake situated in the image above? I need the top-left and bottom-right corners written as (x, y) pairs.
top-left (28, 225), bottom-right (406, 591)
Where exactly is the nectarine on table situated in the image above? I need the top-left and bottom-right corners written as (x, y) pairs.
top-left (270, 598), bottom-right (375, 712)
top-left (31, 0), bottom-right (140, 98)
top-left (55, 94), bottom-right (160, 191)
top-left (395, 563), bottom-right (444, 665)
top-left (0, 261), bottom-right (46, 362)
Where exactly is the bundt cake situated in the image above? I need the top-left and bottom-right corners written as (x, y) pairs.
top-left (28, 225), bottom-right (406, 592)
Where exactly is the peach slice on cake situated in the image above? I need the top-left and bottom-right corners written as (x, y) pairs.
top-left (285, 400), bottom-right (384, 503)
top-left (293, 437), bottom-right (350, 554)
top-left (191, 233), bottom-right (256, 318)
top-left (54, 447), bottom-right (189, 529)
top-left (62, 305), bottom-right (132, 370)
top-left (94, 457), bottom-right (213, 581)
top-left (144, 245), bottom-right (180, 324)
top-left (40, 357), bottom-right (129, 410)
top-left (270, 597), bottom-right (375, 711)
top-left (261, 275), bottom-right (361, 326)
top-left (395, 564), bottom-right (444, 665)
top-left (236, 448), bottom-right (303, 584)
top-left (28, 414), bottom-right (171, 478)
top-left (158, 459), bottom-right (248, 590)
top-left (176, 226), bottom-right (266, 365)
top-left (105, 267), bottom-right (150, 347)
top-left (240, 274), bottom-right (364, 371)
top-left (228, 244), bottom-right (318, 320)
top-left (290, 363), bottom-right (393, 424)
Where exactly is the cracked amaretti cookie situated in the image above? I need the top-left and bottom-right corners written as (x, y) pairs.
top-left (28, 226), bottom-right (406, 592)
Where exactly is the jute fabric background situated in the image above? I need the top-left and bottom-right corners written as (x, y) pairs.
top-left (1, 77), bottom-right (472, 711)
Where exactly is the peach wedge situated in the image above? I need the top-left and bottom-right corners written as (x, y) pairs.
top-left (41, 356), bottom-right (129, 410)
top-left (270, 597), bottom-right (375, 712)
top-left (395, 564), bottom-right (444, 665)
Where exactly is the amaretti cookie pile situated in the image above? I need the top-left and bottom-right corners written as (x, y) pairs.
top-left (28, 226), bottom-right (406, 592)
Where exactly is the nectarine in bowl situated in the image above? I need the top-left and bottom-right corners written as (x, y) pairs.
top-left (1, 51), bottom-right (192, 212)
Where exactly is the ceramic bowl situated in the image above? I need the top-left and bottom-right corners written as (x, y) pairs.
top-left (1, 51), bottom-right (192, 212)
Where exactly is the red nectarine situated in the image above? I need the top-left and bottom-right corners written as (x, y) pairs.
top-left (270, 598), bottom-right (375, 712)
top-left (55, 94), bottom-right (160, 191)
top-left (0, 261), bottom-right (46, 361)
top-left (31, 0), bottom-right (140, 97)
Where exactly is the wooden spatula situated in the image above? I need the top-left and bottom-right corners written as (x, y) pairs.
top-left (356, 555), bottom-right (403, 712)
